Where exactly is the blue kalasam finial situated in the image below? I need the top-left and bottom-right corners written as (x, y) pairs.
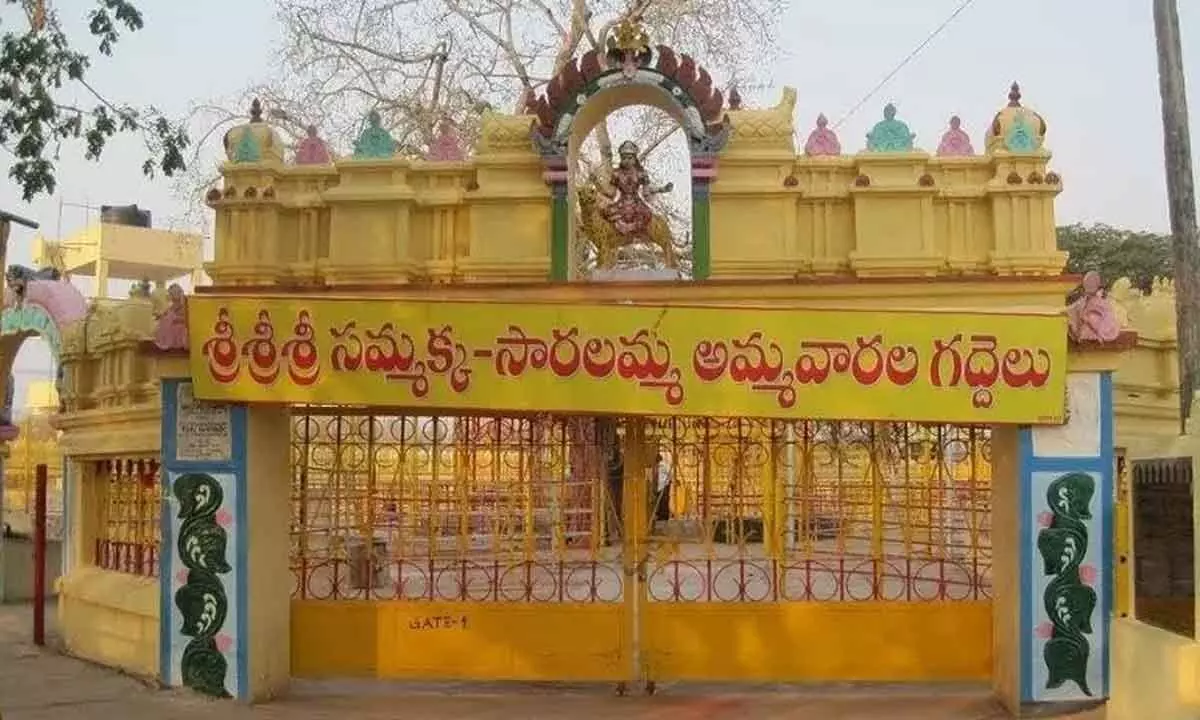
top-left (232, 128), bottom-right (261, 163)
top-left (231, 98), bottom-right (264, 163)
top-left (353, 110), bottom-right (398, 159)
top-left (1004, 110), bottom-right (1039, 153)
top-left (866, 103), bottom-right (916, 152)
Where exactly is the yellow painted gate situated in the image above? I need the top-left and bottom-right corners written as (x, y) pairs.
top-left (289, 410), bottom-right (993, 684)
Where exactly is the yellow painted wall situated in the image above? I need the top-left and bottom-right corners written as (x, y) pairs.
top-left (1107, 281), bottom-right (1200, 720)
top-left (34, 223), bottom-right (205, 291)
top-left (291, 600), bottom-right (990, 684)
top-left (206, 88), bottom-right (1065, 287)
top-left (1110, 619), bottom-right (1200, 720)
top-left (989, 426), bottom-right (1021, 713)
top-left (643, 602), bottom-right (992, 681)
top-left (245, 405), bottom-right (293, 701)
top-left (292, 601), bottom-right (627, 681)
top-left (50, 301), bottom-right (167, 680)
top-left (57, 566), bottom-right (159, 677)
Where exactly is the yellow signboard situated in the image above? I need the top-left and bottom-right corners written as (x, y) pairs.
top-left (186, 297), bottom-right (1067, 424)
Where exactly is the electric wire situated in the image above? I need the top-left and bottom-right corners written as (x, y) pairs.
top-left (832, 0), bottom-right (983, 129)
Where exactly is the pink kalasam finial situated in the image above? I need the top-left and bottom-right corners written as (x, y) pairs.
top-left (804, 114), bottom-right (841, 156)
top-left (426, 117), bottom-right (466, 161)
top-left (936, 115), bottom-right (975, 156)
top-left (1067, 271), bottom-right (1121, 343)
top-left (295, 125), bottom-right (332, 165)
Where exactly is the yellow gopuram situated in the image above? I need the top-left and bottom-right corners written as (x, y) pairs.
top-left (26, 21), bottom-right (1165, 719)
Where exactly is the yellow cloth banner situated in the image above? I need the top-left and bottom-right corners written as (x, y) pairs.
top-left (186, 297), bottom-right (1067, 424)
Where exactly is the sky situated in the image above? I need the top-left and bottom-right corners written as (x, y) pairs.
top-left (0, 0), bottom-right (1197, 408)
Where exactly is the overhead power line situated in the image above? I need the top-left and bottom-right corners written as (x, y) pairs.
top-left (833, 0), bottom-right (983, 129)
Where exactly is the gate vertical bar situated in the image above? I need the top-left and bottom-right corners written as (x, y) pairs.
top-left (622, 418), bottom-right (649, 690)
top-left (869, 424), bottom-right (884, 591)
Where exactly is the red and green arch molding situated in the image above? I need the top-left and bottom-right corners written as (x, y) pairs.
top-left (528, 42), bottom-right (730, 280)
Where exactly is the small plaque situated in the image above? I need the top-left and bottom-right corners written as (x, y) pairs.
top-left (175, 382), bottom-right (232, 463)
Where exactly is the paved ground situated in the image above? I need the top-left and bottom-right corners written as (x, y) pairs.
top-left (0, 602), bottom-right (1105, 719)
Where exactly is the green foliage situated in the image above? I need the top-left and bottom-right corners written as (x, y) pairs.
top-left (0, 0), bottom-right (189, 200)
top-left (1057, 223), bottom-right (1173, 293)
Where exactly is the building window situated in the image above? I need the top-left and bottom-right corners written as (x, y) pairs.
top-left (93, 458), bottom-right (160, 577)
top-left (1132, 456), bottom-right (1195, 638)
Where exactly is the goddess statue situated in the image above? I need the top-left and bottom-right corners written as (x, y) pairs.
top-left (153, 283), bottom-right (190, 351)
top-left (579, 140), bottom-right (678, 270)
top-left (1067, 271), bottom-right (1121, 343)
top-left (601, 140), bottom-right (672, 237)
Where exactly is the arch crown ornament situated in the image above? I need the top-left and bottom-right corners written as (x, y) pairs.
top-left (1, 267), bottom-right (87, 359)
top-left (528, 18), bottom-right (731, 163)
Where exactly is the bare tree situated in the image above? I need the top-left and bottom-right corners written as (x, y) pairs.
top-left (173, 0), bottom-right (784, 251)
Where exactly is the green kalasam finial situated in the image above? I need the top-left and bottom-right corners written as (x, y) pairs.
top-left (232, 127), bottom-right (261, 163)
top-left (353, 110), bottom-right (398, 159)
top-left (1005, 110), bottom-right (1040, 153)
top-left (866, 103), bottom-right (916, 152)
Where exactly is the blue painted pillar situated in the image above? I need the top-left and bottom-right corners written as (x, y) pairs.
top-left (158, 378), bottom-right (291, 702)
top-left (159, 378), bottom-right (249, 700)
top-left (1017, 371), bottom-right (1114, 707)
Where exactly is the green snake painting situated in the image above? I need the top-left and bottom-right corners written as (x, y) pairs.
top-left (173, 472), bottom-right (233, 698)
top-left (1035, 471), bottom-right (1097, 697)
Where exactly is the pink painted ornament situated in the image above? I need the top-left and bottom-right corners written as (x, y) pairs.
top-left (216, 508), bottom-right (232, 528)
top-left (804, 114), bottom-right (841, 156)
top-left (1067, 271), bottom-right (1121, 343)
top-left (1037, 511), bottom-right (1054, 528)
top-left (936, 116), bottom-right (975, 156)
top-left (4, 274), bottom-right (88, 324)
top-left (176, 569), bottom-right (189, 586)
top-left (1035, 621), bottom-right (1054, 640)
top-left (152, 284), bottom-right (189, 351)
top-left (215, 634), bottom-right (233, 653)
top-left (295, 125), bottom-right (332, 165)
top-left (1079, 564), bottom-right (1098, 587)
top-left (425, 117), bottom-right (466, 161)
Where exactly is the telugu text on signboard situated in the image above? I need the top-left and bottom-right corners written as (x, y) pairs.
top-left (186, 297), bottom-right (1068, 425)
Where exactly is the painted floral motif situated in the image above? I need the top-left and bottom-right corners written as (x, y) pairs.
top-left (1035, 471), bottom-right (1097, 697)
top-left (173, 472), bottom-right (233, 698)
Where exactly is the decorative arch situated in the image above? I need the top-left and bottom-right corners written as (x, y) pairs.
top-left (527, 22), bottom-right (730, 280)
top-left (1, 278), bottom-right (89, 359)
top-left (0, 277), bottom-right (89, 424)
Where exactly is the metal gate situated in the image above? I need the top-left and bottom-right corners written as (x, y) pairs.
top-left (1130, 456), bottom-right (1194, 637)
top-left (632, 417), bottom-right (992, 682)
top-left (288, 410), bottom-right (992, 683)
